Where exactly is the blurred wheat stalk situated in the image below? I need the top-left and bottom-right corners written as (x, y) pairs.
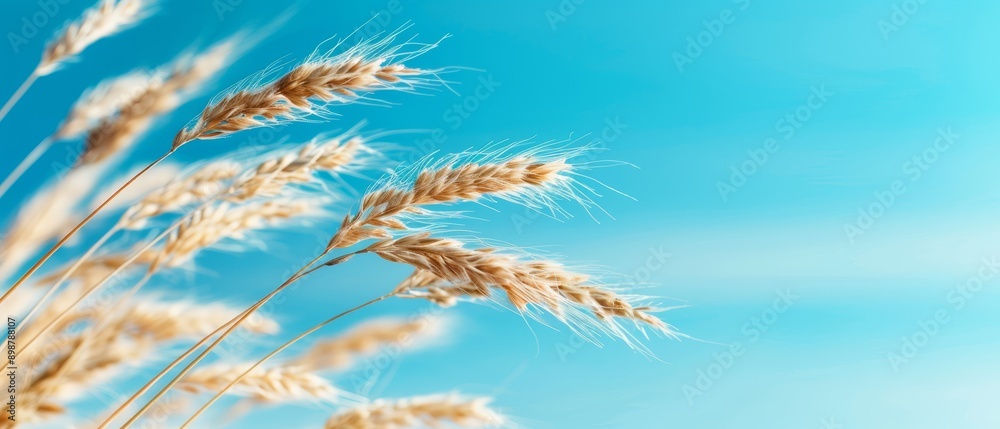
top-left (0, 1), bottom-right (677, 428)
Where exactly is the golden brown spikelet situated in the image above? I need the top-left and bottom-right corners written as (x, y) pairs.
top-left (172, 33), bottom-right (431, 147)
top-left (56, 70), bottom-right (159, 140)
top-left (19, 298), bottom-right (279, 415)
top-left (226, 135), bottom-right (367, 202)
top-left (37, 251), bottom-right (149, 289)
top-left (120, 299), bottom-right (280, 340)
top-left (324, 395), bottom-right (504, 429)
top-left (370, 234), bottom-right (562, 311)
top-left (81, 39), bottom-right (236, 165)
top-left (148, 199), bottom-right (316, 270)
top-left (119, 161), bottom-right (242, 229)
top-left (390, 246), bottom-right (674, 339)
top-left (289, 317), bottom-right (442, 372)
top-left (328, 156), bottom-right (571, 250)
top-left (39, 0), bottom-right (147, 75)
top-left (178, 364), bottom-right (343, 403)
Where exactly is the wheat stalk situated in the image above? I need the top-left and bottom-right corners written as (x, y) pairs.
top-left (60, 70), bottom-right (161, 140)
top-left (324, 395), bottom-right (504, 429)
top-left (393, 250), bottom-right (676, 347)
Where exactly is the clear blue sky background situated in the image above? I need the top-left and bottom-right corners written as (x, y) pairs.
top-left (2, 0), bottom-right (1000, 428)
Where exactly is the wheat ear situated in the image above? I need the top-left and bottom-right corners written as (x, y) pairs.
top-left (325, 395), bottom-right (504, 429)
top-left (400, 256), bottom-right (678, 351)
top-left (172, 29), bottom-right (438, 147)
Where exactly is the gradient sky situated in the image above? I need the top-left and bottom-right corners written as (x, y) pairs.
top-left (2, 0), bottom-right (999, 428)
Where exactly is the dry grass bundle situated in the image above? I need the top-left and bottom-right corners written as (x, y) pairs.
top-left (289, 316), bottom-right (445, 372)
top-left (172, 30), bottom-right (436, 147)
top-left (179, 364), bottom-right (344, 403)
top-left (324, 395), bottom-right (504, 429)
top-left (39, 0), bottom-right (148, 75)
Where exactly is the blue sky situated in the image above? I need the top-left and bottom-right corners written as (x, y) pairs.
top-left (2, 0), bottom-right (1000, 428)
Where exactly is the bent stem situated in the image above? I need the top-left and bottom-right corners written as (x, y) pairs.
top-left (1, 150), bottom-right (175, 306)
top-left (119, 251), bottom-right (362, 428)
top-left (0, 70), bottom-right (39, 123)
top-left (98, 251), bottom-right (350, 429)
top-left (0, 136), bottom-right (54, 200)
top-left (180, 293), bottom-right (395, 428)
top-left (18, 222), bottom-right (171, 357)
top-left (18, 224), bottom-right (120, 334)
